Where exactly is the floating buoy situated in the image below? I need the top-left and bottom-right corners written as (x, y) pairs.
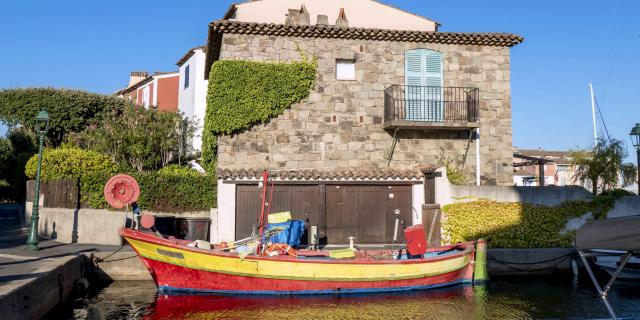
top-left (104, 174), bottom-right (140, 209)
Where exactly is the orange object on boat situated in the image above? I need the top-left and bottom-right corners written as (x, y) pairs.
top-left (264, 243), bottom-right (297, 257)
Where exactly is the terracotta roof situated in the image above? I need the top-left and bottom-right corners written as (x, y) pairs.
top-left (208, 20), bottom-right (523, 47)
top-left (176, 46), bottom-right (207, 66)
top-left (217, 167), bottom-right (435, 181)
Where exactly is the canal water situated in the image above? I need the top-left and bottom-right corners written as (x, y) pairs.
top-left (48, 277), bottom-right (640, 319)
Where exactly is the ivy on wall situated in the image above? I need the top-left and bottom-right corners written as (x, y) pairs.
top-left (442, 197), bottom-right (619, 248)
top-left (202, 57), bottom-right (317, 173)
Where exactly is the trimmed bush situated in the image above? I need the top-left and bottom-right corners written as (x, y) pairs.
top-left (442, 198), bottom-right (617, 248)
top-left (202, 58), bottom-right (317, 172)
top-left (25, 147), bottom-right (118, 180)
top-left (82, 171), bottom-right (216, 212)
top-left (0, 87), bottom-right (131, 146)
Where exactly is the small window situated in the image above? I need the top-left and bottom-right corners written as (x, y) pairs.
top-left (336, 59), bottom-right (355, 81)
top-left (184, 65), bottom-right (190, 89)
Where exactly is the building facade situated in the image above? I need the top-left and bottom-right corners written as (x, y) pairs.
top-left (116, 71), bottom-right (180, 112)
top-left (177, 47), bottom-right (209, 151)
top-left (206, 0), bottom-right (523, 244)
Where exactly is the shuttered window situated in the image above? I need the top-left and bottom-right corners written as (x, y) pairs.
top-left (404, 49), bottom-right (444, 121)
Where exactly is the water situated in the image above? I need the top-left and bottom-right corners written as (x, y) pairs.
top-left (48, 277), bottom-right (640, 319)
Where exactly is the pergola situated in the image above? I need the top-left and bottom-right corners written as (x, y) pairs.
top-left (513, 153), bottom-right (554, 187)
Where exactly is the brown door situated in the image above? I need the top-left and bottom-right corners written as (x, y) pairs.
top-left (325, 185), bottom-right (412, 244)
top-left (235, 185), bottom-right (322, 242)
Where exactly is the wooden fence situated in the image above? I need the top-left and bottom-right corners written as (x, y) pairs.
top-left (26, 179), bottom-right (79, 209)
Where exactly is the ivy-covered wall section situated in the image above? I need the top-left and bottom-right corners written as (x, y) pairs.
top-left (202, 59), bottom-right (317, 173)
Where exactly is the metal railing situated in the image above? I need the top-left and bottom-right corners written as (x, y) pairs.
top-left (384, 85), bottom-right (479, 123)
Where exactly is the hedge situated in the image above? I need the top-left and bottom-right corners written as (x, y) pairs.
top-left (442, 198), bottom-right (617, 248)
top-left (202, 57), bottom-right (317, 172)
top-left (82, 172), bottom-right (216, 212)
top-left (0, 87), bottom-right (131, 146)
top-left (25, 148), bottom-right (216, 212)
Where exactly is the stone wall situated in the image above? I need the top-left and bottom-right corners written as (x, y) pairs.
top-left (216, 33), bottom-right (514, 185)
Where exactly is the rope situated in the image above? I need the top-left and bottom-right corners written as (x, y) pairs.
top-left (487, 253), bottom-right (574, 272)
top-left (93, 244), bottom-right (126, 263)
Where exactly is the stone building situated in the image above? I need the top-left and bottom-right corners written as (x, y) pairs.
top-left (205, 0), bottom-right (523, 245)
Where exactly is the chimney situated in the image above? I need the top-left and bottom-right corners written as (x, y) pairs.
top-left (335, 8), bottom-right (349, 28)
top-left (316, 14), bottom-right (329, 26)
top-left (129, 71), bottom-right (148, 87)
top-left (285, 4), bottom-right (310, 26)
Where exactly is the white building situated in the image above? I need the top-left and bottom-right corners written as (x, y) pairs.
top-left (177, 46), bottom-right (208, 151)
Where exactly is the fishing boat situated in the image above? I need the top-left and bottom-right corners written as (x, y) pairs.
top-left (115, 171), bottom-right (486, 295)
top-left (122, 228), bottom-right (485, 295)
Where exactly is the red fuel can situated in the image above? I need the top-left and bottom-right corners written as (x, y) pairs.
top-left (404, 224), bottom-right (428, 256)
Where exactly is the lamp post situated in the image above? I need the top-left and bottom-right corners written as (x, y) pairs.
top-left (630, 123), bottom-right (640, 196)
top-left (26, 110), bottom-right (49, 251)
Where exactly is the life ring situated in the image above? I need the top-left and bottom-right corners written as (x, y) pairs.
top-left (104, 174), bottom-right (140, 209)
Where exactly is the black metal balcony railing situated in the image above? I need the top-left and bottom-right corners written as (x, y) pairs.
top-left (384, 85), bottom-right (479, 124)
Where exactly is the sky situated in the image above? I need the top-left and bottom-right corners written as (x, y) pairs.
top-left (1, 0), bottom-right (639, 160)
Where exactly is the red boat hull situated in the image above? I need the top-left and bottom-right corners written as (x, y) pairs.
top-left (143, 257), bottom-right (470, 294)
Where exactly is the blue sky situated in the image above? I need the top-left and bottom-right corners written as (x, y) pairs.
top-left (1, 0), bottom-right (639, 160)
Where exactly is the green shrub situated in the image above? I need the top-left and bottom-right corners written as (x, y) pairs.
top-left (442, 198), bottom-right (617, 248)
top-left (202, 57), bottom-right (317, 172)
top-left (446, 165), bottom-right (467, 185)
top-left (24, 147), bottom-right (118, 180)
top-left (158, 164), bottom-right (202, 177)
top-left (82, 171), bottom-right (216, 212)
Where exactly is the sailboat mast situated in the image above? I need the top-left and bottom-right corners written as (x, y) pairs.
top-left (589, 82), bottom-right (598, 145)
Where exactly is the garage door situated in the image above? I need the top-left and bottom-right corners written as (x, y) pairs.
top-left (325, 185), bottom-right (412, 244)
top-left (235, 184), bottom-right (412, 245)
top-left (235, 185), bottom-right (322, 243)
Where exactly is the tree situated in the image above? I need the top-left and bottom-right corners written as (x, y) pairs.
top-left (621, 163), bottom-right (638, 187)
top-left (0, 128), bottom-right (37, 201)
top-left (68, 107), bottom-right (196, 172)
top-left (570, 138), bottom-right (626, 195)
top-left (0, 87), bottom-right (131, 146)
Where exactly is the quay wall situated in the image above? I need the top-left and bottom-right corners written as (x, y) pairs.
top-left (24, 202), bottom-right (210, 246)
top-left (0, 255), bottom-right (90, 320)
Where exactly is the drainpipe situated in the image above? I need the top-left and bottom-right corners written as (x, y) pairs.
top-left (475, 128), bottom-right (481, 186)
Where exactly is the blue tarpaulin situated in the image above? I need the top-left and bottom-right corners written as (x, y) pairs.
top-left (267, 220), bottom-right (305, 247)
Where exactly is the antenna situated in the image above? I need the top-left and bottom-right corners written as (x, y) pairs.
top-left (589, 82), bottom-right (598, 145)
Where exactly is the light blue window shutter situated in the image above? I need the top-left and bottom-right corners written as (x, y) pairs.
top-left (405, 50), bottom-right (425, 120)
top-left (425, 50), bottom-right (443, 121)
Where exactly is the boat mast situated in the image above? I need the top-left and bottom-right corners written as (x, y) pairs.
top-left (589, 82), bottom-right (598, 145)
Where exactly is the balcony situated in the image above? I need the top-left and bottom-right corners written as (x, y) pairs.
top-left (383, 85), bottom-right (480, 131)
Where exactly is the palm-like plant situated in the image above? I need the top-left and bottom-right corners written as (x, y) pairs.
top-left (570, 138), bottom-right (626, 195)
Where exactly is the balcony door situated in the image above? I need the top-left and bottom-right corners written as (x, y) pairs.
top-left (405, 49), bottom-right (444, 121)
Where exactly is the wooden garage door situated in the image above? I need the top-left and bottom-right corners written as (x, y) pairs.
top-left (235, 185), bottom-right (322, 242)
top-left (326, 185), bottom-right (412, 244)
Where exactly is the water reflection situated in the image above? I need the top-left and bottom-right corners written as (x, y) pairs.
top-left (50, 278), bottom-right (640, 320)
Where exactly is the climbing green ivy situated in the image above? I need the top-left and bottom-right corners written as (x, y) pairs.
top-left (202, 58), bottom-right (317, 173)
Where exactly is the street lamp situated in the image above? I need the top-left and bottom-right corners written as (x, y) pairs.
top-left (630, 123), bottom-right (640, 196)
top-left (26, 110), bottom-right (49, 251)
